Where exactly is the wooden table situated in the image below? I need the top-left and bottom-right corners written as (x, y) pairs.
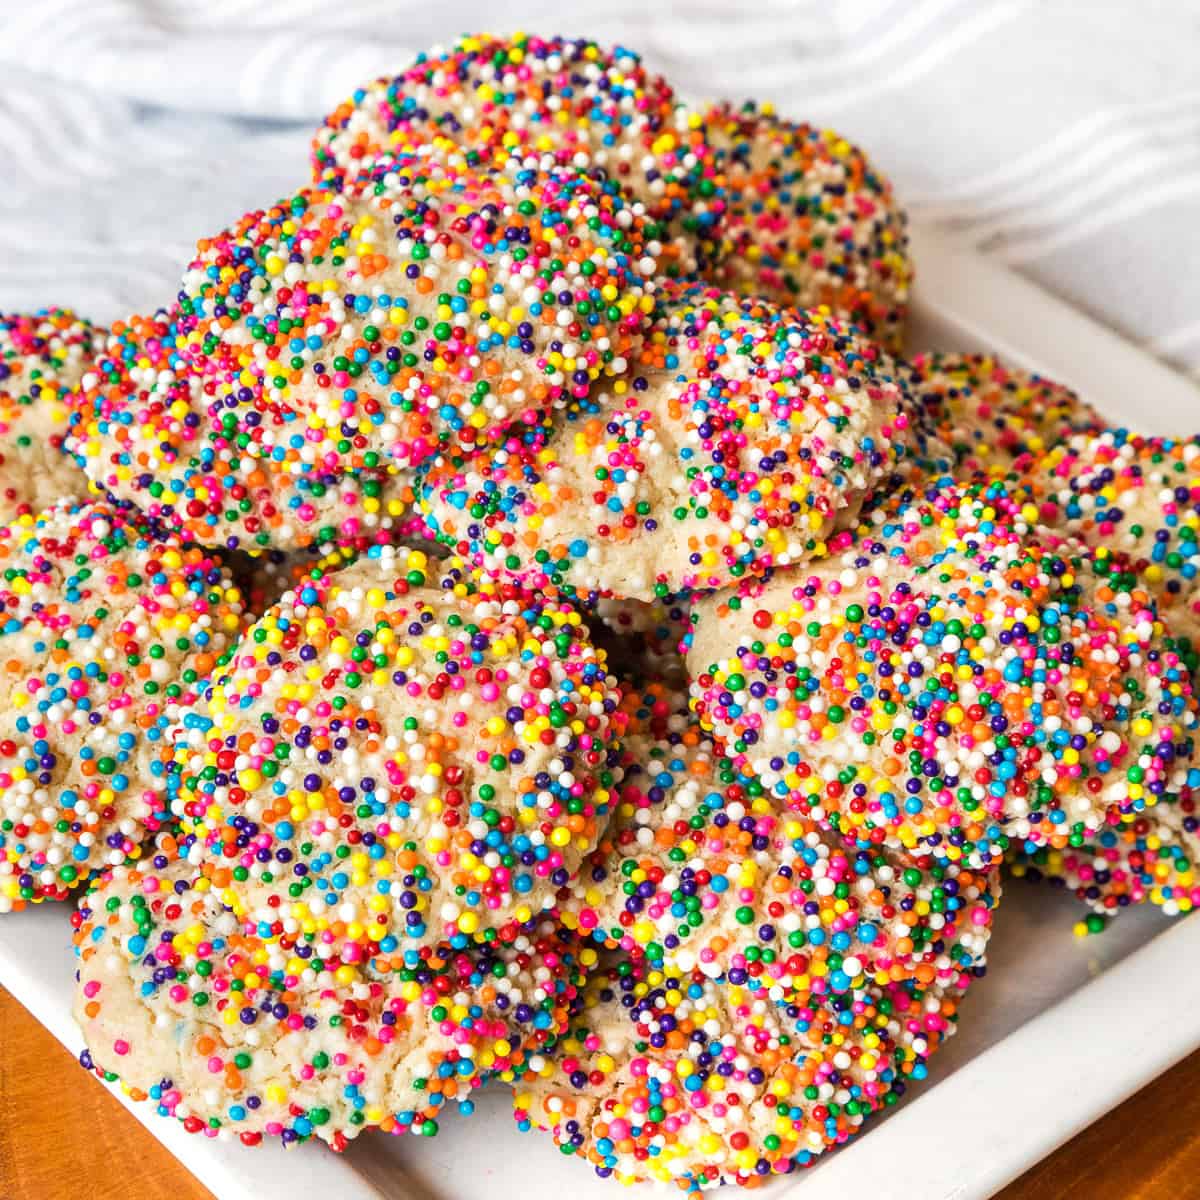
top-left (4, 984), bottom-right (1200, 1200)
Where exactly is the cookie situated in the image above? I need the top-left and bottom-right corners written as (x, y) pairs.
top-left (165, 545), bottom-right (625, 950)
top-left (178, 160), bottom-right (659, 481)
top-left (312, 33), bottom-right (722, 271)
top-left (74, 851), bottom-right (592, 1145)
top-left (704, 102), bottom-right (911, 352)
top-left (910, 353), bottom-right (1104, 474)
top-left (514, 951), bottom-right (978, 1187)
top-left (1013, 800), bottom-right (1200, 929)
top-left (512, 683), bottom-right (995, 1186)
top-left (0, 308), bottom-right (99, 521)
top-left (0, 501), bottom-right (248, 910)
top-left (67, 308), bottom-right (417, 553)
top-left (420, 285), bottom-right (923, 600)
top-left (514, 694), bottom-right (994, 1186)
top-left (1027, 430), bottom-right (1200, 645)
top-left (686, 477), bottom-right (1200, 873)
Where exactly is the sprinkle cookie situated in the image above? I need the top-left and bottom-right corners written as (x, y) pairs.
top-left (704, 102), bottom-right (911, 352)
top-left (514, 949), bottom-right (980, 1187)
top-left (74, 850), bottom-right (592, 1145)
top-left (312, 33), bottom-right (721, 270)
top-left (686, 478), bottom-right (1200, 872)
top-left (68, 308), bottom-right (417, 554)
top-left (165, 546), bottom-right (625, 950)
top-left (420, 286), bottom-right (922, 600)
top-left (178, 161), bottom-right (658, 486)
top-left (1026, 430), bottom-right (1200, 645)
top-left (1013, 798), bottom-right (1200, 928)
top-left (910, 353), bottom-right (1104, 474)
top-left (0, 308), bottom-right (99, 521)
top-left (510, 685), bottom-right (995, 1186)
top-left (0, 501), bottom-right (247, 911)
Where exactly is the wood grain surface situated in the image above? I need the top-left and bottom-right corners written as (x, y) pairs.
top-left (3, 983), bottom-right (1199, 1200)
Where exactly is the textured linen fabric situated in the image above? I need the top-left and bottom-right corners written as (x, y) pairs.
top-left (0, 0), bottom-right (1197, 382)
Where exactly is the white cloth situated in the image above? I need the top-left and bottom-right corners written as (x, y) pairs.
top-left (1, 0), bottom-right (1198, 383)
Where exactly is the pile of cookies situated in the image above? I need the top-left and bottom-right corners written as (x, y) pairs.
top-left (2, 32), bottom-right (1197, 1190)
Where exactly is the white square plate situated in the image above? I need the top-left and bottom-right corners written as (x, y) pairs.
top-left (3, 225), bottom-right (1200, 1200)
